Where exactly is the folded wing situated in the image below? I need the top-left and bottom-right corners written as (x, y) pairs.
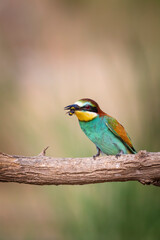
top-left (104, 116), bottom-right (137, 154)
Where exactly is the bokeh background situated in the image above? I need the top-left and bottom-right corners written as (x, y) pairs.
top-left (0, 0), bottom-right (160, 239)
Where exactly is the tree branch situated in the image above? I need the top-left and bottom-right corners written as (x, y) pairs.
top-left (0, 150), bottom-right (160, 187)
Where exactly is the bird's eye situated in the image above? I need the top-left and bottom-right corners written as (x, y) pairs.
top-left (85, 104), bottom-right (90, 110)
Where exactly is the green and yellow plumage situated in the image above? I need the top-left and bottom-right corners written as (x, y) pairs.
top-left (65, 98), bottom-right (136, 157)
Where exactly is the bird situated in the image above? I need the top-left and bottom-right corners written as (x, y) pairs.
top-left (64, 98), bottom-right (137, 158)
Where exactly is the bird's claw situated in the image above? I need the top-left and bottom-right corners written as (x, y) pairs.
top-left (93, 147), bottom-right (101, 160)
top-left (93, 154), bottom-right (98, 160)
top-left (116, 150), bottom-right (124, 159)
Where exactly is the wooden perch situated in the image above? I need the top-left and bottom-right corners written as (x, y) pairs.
top-left (0, 150), bottom-right (160, 187)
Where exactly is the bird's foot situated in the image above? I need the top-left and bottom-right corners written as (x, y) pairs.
top-left (116, 150), bottom-right (124, 159)
top-left (93, 147), bottom-right (101, 160)
top-left (93, 153), bottom-right (99, 160)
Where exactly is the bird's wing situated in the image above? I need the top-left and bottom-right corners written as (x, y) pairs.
top-left (104, 116), bottom-right (137, 153)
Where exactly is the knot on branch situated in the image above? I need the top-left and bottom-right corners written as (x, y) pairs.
top-left (137, 150), bottom-right (148, 158)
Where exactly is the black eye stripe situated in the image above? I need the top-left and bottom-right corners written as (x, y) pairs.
top-left (81, 106), bottom-right (98, 113)
top-left (91, 107), bottom-right (98, 113)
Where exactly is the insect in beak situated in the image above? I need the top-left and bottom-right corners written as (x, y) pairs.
top-left (64, 104), bottom-right (79, 116)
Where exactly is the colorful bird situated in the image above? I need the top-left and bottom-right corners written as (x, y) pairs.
top-left (64, 98), bottom-right (137, 158)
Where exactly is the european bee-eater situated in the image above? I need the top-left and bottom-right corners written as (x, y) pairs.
top-left (64, 98), bottom-right (137, 158)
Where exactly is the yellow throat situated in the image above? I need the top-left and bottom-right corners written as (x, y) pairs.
top-left (75, 111), bottom-right (98, 122)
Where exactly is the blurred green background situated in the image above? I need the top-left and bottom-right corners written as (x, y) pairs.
top-left (0, 0), bottom-right (160, 239)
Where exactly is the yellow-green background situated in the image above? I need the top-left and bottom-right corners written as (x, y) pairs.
top-left (0, 1), bottom-right (160, 239)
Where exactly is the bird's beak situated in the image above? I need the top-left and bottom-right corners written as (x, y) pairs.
top-left (64, 104), bottom-right (80, 116)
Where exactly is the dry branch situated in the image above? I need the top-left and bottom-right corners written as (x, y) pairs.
top-left (0, 150), bottom-right (160, 187)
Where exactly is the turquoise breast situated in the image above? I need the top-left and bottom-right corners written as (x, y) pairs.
top-left (79, 116), bottom-right (129, 155)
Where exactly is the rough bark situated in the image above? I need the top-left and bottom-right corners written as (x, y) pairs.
top-left (0, 150), bottom-right (160, 187)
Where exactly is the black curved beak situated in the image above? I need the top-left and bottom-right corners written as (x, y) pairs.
top-left (64, 104), bottom-right (79, 111)
top-left (64, 104), bottom-right (80, 116)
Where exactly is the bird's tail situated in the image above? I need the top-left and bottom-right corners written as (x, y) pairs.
top-left (127, 146), bottom-right (137, 154)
